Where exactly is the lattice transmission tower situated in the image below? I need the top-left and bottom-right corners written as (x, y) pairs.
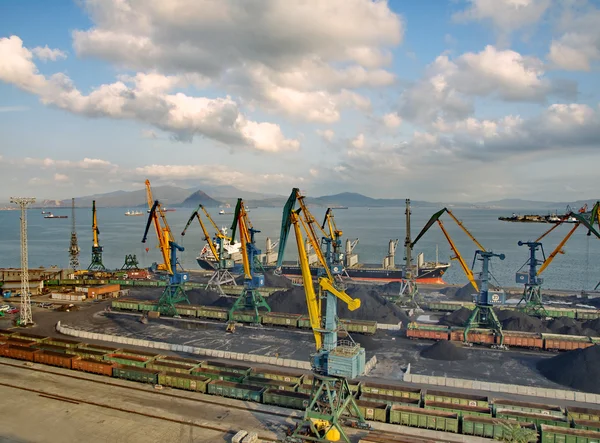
top-left (10, 197), bottom-right (35, 327)
top-left (69, 198), bottom-right (80, 270)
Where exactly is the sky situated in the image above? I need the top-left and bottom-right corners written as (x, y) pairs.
top-left (0, 0), bottom-right (599, 203)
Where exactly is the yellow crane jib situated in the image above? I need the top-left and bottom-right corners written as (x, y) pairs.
top-left (437, 220), bottom-right (479, 292)
top-left (181, 205), bottom-right (221, 262)
top-left (142, 200), bottom-right (173, 275)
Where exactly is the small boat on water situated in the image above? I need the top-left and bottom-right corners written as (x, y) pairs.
top-left (125, 210), bottom-right (144, 216)
top-left (44, 212), bottom-right (68, 219)
top-left (219, 209), bottom-right (225, 215)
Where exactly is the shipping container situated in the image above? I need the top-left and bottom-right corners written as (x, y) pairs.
top-left (147, 361), bottom-right (194, 374)
top-left (388, 405), bottom-right (459, 433)
top-left (243, 376), bottom-right (297, 392)
top-left (191, 367), bottom-right (247, 383)
top-left (574, 420), bottom-right (600, 432)
top-left (11, 332), bottom-right (47, 342)
top-left (207, 380), bottom-right (264, 402)
top-left (424, 390), bottom-right (488, 408)
top-left (33, 350), bottom-right (75, 368)
top-left (424, 400), bottom-right (491, 417)
top-left (499, 331), bottom-right (543, 349)
top-left (157, 356), bottom-right (202, 367)
top-left (230, 311), bottom-right (261, 324)
top-left (339, 319), bottom-right (378, 335)
top-left (201, 360), bottom-right (251, 375)
top-left (0, 344), bottom-right (39, 361)
top-left (353, 401), bottom-right (389, 423)
top-left (496, 409), bottom-right (570, 428)
top-left (72, 357), bottom-right (115, 376)
top-left (261, 312), bottom-right (301, 328)
top-left (196, 306), bottom-right (228, 320)
top-left (112, 365), bottom-right (159, 384)
top-left (104, 353), bottom-right (149, 368)
top-left (158, 372), bottom-right (210, 392)
top-left (361, 382), bottom-right (421, 400)
top-left (249, 368), bottom-right (305, 384)
top-left (70, 348), bottom-right (108, 361)
top-left (540, 424), bottom-right (600, 443)
top-left (568, 406), bottom-right (600, 422)
top-left (5, 337), bottom-right (36, 347)
top-left (462, 415), bottom-right (537, 440)
top-left (542, 334), bottom-right (594, 351)
top-left (492, 398), bottom-right (564, 417)
top-left (263, 389), bottom-right (310, 410)
top-left (111, 299), bottom-right (140, 311)
top-left (359, 392), bottom-right (420, 407)
top-left (44, 337), bottom-right (80, 348)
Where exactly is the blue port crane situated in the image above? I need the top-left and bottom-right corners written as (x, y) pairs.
top-left (278, 188), bottom-right (367, 443)
top-left (227, 198), bottom-right (270, 325)
top-left (181, 204), bottom-right (237, 294)
top-left (142, 199), bottom-right (189, 316)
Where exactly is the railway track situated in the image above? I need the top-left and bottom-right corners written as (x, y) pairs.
top-left (0, 359), bottom-right (287, 442)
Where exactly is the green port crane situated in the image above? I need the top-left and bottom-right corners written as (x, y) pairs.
top-left (227, 198), bottom-right (270, 325)
top-left (181, 204), bottom-right (237, 294)
top-left (278, 188), bottom-right (367, 443)
top-left (87, 200), bottom-right (106, 271)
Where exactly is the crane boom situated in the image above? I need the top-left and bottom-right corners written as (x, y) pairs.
top-left (181, 206), bottom-right (221, 262)
top-left (142, 200), bottom-right (173, 275)
top-left (437, 220), bottom-right (479, 291)
top-left (92, 200), bottom-right (99, 248)
top-left (537, 223), bottom-right (580, 275)
top-left (446, 209), bottom-right (486, 251)
top-left (230, 198), bottom-right (254, 280)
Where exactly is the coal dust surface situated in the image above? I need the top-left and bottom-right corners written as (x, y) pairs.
top-left (420, 340), bottom-right (468, 361)
top-left (537, 345), bottom-right (600, 393)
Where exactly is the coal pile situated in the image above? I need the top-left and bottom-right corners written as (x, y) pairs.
top-left (266, 284), bottom-right (409, 325)
top-left (186, 288), bottom-right (226, 306)
top-left (496, 310), bottom-right (548, 333)
top-left (546, 317), bottom-right (597, 337)
top-left (263, 271), bottom-right (293, 289)
top-left (353, 335), bottom-right (382, 352)
top-left (537, 345), bottom-right (600, 393)
top-left (583, 318), bottom-right (600, 334)
top-left (438, 307), bottom-right (473, 327)
top-left (421, 340), bottom-right (467, 361)
top-left (451, 282), bottom-right (480, 301)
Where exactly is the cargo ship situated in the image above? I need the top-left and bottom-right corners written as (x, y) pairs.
top-left (43, 212), bottom-right (68, 219)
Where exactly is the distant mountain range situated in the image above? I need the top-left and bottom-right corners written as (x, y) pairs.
top-left (3, 186), bottom-right (597, 211)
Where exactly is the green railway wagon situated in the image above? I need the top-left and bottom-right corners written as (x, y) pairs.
top-left (297, 384), bottom-right (312, 395)
top-left (540, 424), bottom-right (600, 443)
top-left (174, 304), bottom-right (200, 317)
top-left (354, 401), bottom-right (389, 423)
top-left (104, 353), bottom-right (149, 368)
top-left (111, 299), bottom-right (140, 311)
top-left (243, 376), bottom-right (297, 392)
top-left (196, 306), bottom-right (229, 320)
top-left (574, 420), bottom-right (600, 432)
top-left (201, 360), bottom-right (252, 375)
top-left (157, 356), bottom-right (202, 368)
top-left (138, 302), bottom-right (158, 312)
top-left (108, 280), bottom-right (129, 285)
top-left (388, 405), bottom-right (459, 433)
top-left (133, 280), bottom-right (159, 287)
top-left (70, 348), bottom-right (107, 361)
top-left (298, 317), bottom-right (312, 329)
top-left (44, 279), bottom-right (59, 286)
top-left (0, 329), bottom-right (15, 338)
top-left (191, 367), bottom-right (246, 383)
top-left (575, 310), bottom-right (600, 320)
top-left (359, 392), bottom-right (420, 408)
top-left (496, 409), bottom-right (570, 428)
top-left (339, 319), bottom-right (377, 335)
top-left (424, 389), bottom-right (488, 408)
top-left (147, 361), bottom-right (194, 374)
top-left (112, 365), bottom-right (159, 384)
top-left (44, 337), bottom-right (81, 349)
top-left (544, 307), bottom-right (576, 319)
top-left (12, 332), bottom-right (48, 342)
top-left (304, 375), bottom-right (361, 394)
top-left (424, 400), bottom-right (491, 417)
top-left (79, 344), bottom-right (120, 354)
top-left (462, 415), bottom-right (537, 440)
top-left (118, 348), bottom-right (161, 360)
top-left (263, 389), bottom-right (310, 410)
top-left (361, 382), bottom-right (421, 400)
top-left (207, 380), bottom-right (264, 402)
top-left (261, 312), bottom-right (301, 328)
top-left (427, 301), bottom-right (475, 312)
top-left (568, 407), bottom-right (600, 422)
top-left (250, 368), bottom-right (305, 384)
top-left (492, 398), bottom-right (564, 417)
top-left (158, 372), bottom-right (210, 392)
top-left (230, 311), bottom-right (261, 324)
top-left (33, 343), bottom-right (71, 354)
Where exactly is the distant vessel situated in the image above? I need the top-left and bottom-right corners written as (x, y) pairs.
top-left (44, 212), bottom-right (68, 219)
top-left (125, 210), bottom-right (144, 216)
top-left (219, 210), bottom-right (225, 215)
top-left (147, 208), bottom-right (176, 213)
top-left (196, 227), bottom-right (242, 269)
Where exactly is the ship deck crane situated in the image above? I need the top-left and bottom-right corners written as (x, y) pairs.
top-left (278, 188), bottom-right (367, 443)
top-left (227, 198), bottom-right (270, 324)
top-left (88, 200), bottom-right (106, 271)
top-left (142, 199), bottom-right (189, 316)
top-left (411, 208), bottom-right (506, 344)
top-left (181, 204), bottom-right (236, 294)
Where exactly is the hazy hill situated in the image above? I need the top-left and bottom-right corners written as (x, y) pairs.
top-left (477, 198), bottom-right (598, 210)
top-left (179, 190), bottom-right (221, 207)
top-left (193, 184), bottom-right (282, 201)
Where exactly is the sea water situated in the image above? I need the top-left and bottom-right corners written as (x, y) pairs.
top-left (0, 206), bottom-right (597, 292)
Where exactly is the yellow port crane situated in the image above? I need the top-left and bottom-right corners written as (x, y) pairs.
top-left (181, 204), bottom-right (237, 294)
top-left (278, 188), bottom-right (367, 443)
top-left (144, 179), bottom-right (174, 272)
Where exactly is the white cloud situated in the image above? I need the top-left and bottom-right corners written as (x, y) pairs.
top-left (0, 106), bottom-right (28, 112)
top-left (32, 45), bottom-right (67, 61)
top-left (0, 36), bottom-right (299, 153)
top-left (141, 129), bottom-right (158, 139)
top-left (54, 173), bottom-right (69, 182)
top-left (453, 0), bottom-right (550, 42)
top-left (547, 5), bottom-right (600, 71)
top-left (351, 133), bottom-right (365, 149)
top-left (317, 129), bottom-right (335, 142)
top-left (382, 112), bottom-right (402, 128)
